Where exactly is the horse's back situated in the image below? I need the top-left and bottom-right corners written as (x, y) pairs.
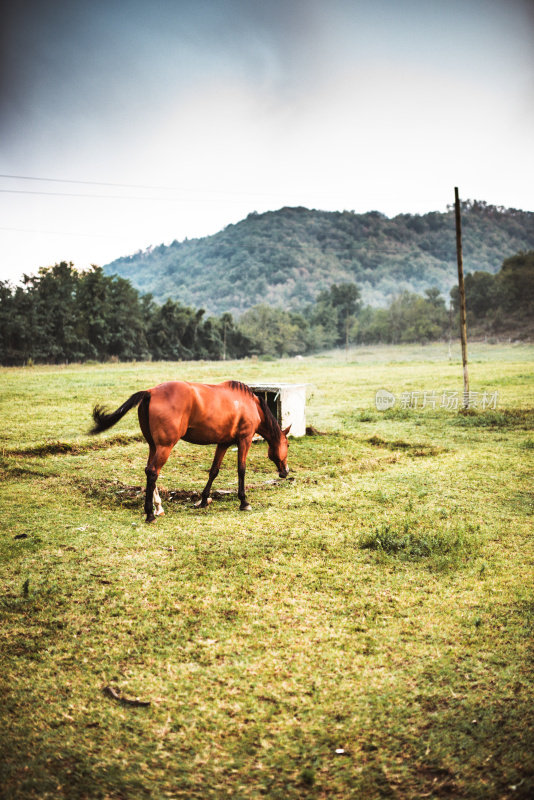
top-left (147, 380), bottom-right (260, 445)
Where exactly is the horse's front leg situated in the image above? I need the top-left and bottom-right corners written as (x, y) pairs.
top-left (196, 443), bottom-right (229, 508)
top-left (237, 437), bottom-right (253, 511)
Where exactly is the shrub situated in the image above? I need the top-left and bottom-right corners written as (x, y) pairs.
top-left (360, 518), bottom-right (482, 571)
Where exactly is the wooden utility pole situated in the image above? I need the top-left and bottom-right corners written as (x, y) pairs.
top-left (454, 187), bottom-right (469, 407)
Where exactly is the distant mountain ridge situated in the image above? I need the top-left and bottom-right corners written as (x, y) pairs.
top-left (103, 202), bottom-right (534, 315)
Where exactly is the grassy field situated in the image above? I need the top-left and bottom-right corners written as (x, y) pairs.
top-left (1, 342), bottom-right (533, 799)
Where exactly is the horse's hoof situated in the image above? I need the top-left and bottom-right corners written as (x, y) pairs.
top-left (195, 497), bottom-right (213, 508)
top-left (145, 514), bottom-right (156, 524)
top-left (155, 509), bottom-right (165, 517)
top-left (240, 504), bottom-right (252, 512)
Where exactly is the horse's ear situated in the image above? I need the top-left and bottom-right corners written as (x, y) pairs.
top-left (282, 425), bottom-right (291, 436)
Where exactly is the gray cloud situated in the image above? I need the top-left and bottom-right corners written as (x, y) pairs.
top-left (3, 0), bottom-right (533, 140)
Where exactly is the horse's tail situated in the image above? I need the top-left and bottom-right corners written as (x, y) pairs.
top-left (89, 390), bottom-right (148, 435)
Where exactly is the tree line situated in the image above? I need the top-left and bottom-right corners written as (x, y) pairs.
top-left (0, 263), bottom-right (251, 365)
top-left (0, 252), bottom-right (532, 365)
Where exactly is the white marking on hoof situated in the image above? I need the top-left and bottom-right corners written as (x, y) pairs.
top-left (153, 488), bottom-right (164, 517)
top-left (194, 497), bottom-right (213, 508)
top-left (240, 504), bottom-right (252, 512)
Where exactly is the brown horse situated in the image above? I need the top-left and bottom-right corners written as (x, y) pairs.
top-left (90, 380), bottom-right (290, 522)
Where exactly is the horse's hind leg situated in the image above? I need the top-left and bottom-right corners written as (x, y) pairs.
top-left (153, 486), bottom-right (164, 517)
top-left (145, 445), bottom-right (172, 523)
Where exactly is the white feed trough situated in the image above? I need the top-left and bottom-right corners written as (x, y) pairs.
top-left (248, 383), bottom-right (307, 438)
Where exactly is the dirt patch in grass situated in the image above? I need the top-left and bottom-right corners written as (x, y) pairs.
top-left (340, 407), bottom-right (415, 425)
top-left (452, 407), bottom-right (534, 429)
top-left (0, 464), bottom-right (53, 481)
top-left (366, 435), bottom-right (446, 457)
top-left (357, 454), bottom-right (402, 471)
top-left (75, 477), bottom-right (292, 509)
top-left (6, 433), bottom-right (144, 457)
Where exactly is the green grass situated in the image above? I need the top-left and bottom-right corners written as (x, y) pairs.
top-left (1, 342), bottom-right (533, 799)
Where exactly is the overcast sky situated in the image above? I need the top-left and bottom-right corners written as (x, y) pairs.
top-left (1, 0), bottom-right (533, 284)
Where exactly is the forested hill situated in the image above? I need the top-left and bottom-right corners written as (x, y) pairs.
top-left (103, 202), bottom-right (534, 315)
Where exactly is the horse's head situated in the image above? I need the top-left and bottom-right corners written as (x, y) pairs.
top-left (268, 426), bottom-right (291, 478)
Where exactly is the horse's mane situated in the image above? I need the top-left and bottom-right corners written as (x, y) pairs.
top-left (228, 381), bottom-right (281, 442)
top-left (228, 380), bottom-right (254, 396)
top-left (256, 395), bottom-right (282, 442)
